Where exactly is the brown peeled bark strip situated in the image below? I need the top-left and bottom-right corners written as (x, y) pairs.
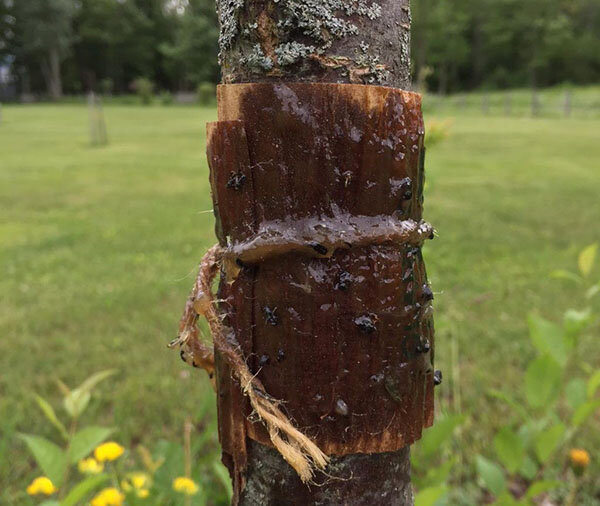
top-left (173, 245), bottom-right (330, 485)
top-left (208, 83), bottom-right (435, 499)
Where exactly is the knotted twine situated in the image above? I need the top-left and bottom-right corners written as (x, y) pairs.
top-left (170, 245), bottom-right (329, 483)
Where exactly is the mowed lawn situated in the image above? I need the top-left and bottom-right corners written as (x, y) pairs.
top-left (1, 104), bottom-right (599, 498)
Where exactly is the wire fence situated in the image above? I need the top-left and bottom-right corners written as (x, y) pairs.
top-left (423, 87), bottom-right (600, 119)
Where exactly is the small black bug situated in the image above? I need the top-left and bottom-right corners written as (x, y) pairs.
top-left (421, 284), bottom-right (434, 301)
top-left (355, 314), bottom-right (377, 334)
top-left (309, 243), bottom-right (328, 255)
top-left (264, 306), bottom-right (279, 326)
top-left (417, 340), bottom-right (431, 353)
top-left (336, 271), bottom-right (353, 291)
top-left (226, 171), bottom-right (246, 190)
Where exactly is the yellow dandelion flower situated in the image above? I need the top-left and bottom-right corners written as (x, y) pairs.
top-left (90, 487), bottom-right (125, 506)
top-left (94, 441), bottom-right (124, 462)
top-left (78, 457), bottom-right (104, 474)
top-left (570, 448), bottom-right (591, 470)
top-left (26, 476), bottom-right (58, 496)
top-left (122, 472), bottom-right (150, 492)
top-left (137, 488), bottom-right (150, 499)
top-left (173, 476), bottom-right (199, 495)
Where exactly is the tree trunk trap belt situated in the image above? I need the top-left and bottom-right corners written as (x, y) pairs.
top-left (171, 82), bottom-right (435, 495)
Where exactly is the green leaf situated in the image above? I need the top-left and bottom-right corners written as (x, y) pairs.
top-left (69, 427), bottom-right (114, 464)
top-left (75, 370), bottom-right (117, 395)
top-left (18, 434), bottom-right (67, 486)
top-left (586, 283), bottom-right (600, 300)
top-left (476, 455), bottom-right (506, 497)
top-left (534, 423), bottom-right (565, 463)
top-left (571, 399), bottom-right (600, 427)
top-left (63, 389), bottom-right (91, 419)
top-left (525, 355), bottom-right (563, 409)
top-left (417, 414), bottom-right (464, 459)
top-left (587, 370), bottom-right (600, 399)
top-left (563, 309), bottom-right (592, 349)
top-left (565, 379), bottom-right (587, 410)
top-left (525, 480), bottom-right (561, 499)
top-left (415, 485), bottom-right (447, 506)
top-left (549, 270), bottom-right (583, 284)
top-left (492, 492), bottom-right (520, 506)
top-left (578, 243), bottom-right (597, 278)
top-left (38, 501), bottom-right (60, 506)
top-left (212, 462), bottom-right (233, 501)
top-left (33, 394), bottom-right (69, 440)
top-left (518, 456), bottom-right (538, 481)
top-left (61, 474), bottom-right (109, 506)
top-left (63, 370), bottom-right (116, 419)
top-left (527, 314), bottom-right (566, 365)
top-left (494, 427), bottom-right (525, 474)
top-left (421, 459), bottom-right (455, 488)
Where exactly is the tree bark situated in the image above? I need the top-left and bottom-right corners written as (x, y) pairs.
top-left (41, 46), bottom-right (63, 100)
top-left (210, 2), bottom-right (433, 505)
top-left (217, 0), bottom-right (411, 89)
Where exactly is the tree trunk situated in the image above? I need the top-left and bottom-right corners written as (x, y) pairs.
top-left (41, 47), bottom-right (63, 100)
top-left (209, 2), bottom-right (435, 504)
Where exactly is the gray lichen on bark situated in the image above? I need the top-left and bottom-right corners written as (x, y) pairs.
top-left (240, 441), bottom-right (413, 506)
top-left (217, 0), bottom-right (411, 89)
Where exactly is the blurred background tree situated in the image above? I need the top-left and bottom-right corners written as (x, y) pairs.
top-left (1, 0), bottom-right (599, 98)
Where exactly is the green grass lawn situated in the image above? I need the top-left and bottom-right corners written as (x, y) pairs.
top-left (1, 103), bottom-right (599, 502)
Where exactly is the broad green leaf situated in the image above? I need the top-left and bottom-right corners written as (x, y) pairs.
top-left (63, 389), bottom-right (91, 419)
top-left (476, 455), bottom-right (506, 497)
top-left (586, 283), bottom-right (600, 300)
top-left (492, 492), bottom-right (520, 506)
top-left (549, 270), bottom-right (583, 284)
top-left (571, 399), bottom-right (600, 427)
top-left (525, 480), bottom-right (561, 499)
top-left (417, 414), bottom-right (464, 458)
top-left (75, 370), bottom-right (117, 395)
top-left (518, 456), bottom-right (538, 481)
top-left (415, 485), bottom-right (447, 506)
top-left (563, 309), bottom-right (592, 348)
top-left (534, 423), bottom-right (565, 463)
top-left (63, 370), bottom-right (116, 419)
top-left (18, 434), bottom-right (66, 485)
top-left (38, 501), bottom-right (60, 506)
top-left (33, 394), bottom-right (68, 440)
top-left (69, 426), bottom-right (114, 464)
top-left (527, 314), bottom-right (566, 365)
top-left (525, 355), bottom-right (562, 409)
top-left (61, 474), bottom-right (109, 506)
top-left (587, 370), bottom-right (600, 399)
top-left (494, 427), bottom-right (525, 474)
top-left (565, 379), bottom-right (587, 410)
top-left (578, 243), bottom-right (597, 278)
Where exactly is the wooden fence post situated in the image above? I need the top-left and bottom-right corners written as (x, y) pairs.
top-left (564, 89), bottom-right (572, 118)
top-left (504, 93), bottom-right (512, 117)
top-left (531, 89), bottom-right (540, 117)
top-left (87, 91), bottom-right (107, 146)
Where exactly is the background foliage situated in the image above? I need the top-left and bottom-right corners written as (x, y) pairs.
top-left (1, 0), bottom-right (600, 98)
top-left (1, 100), bottom-right (598, 503)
